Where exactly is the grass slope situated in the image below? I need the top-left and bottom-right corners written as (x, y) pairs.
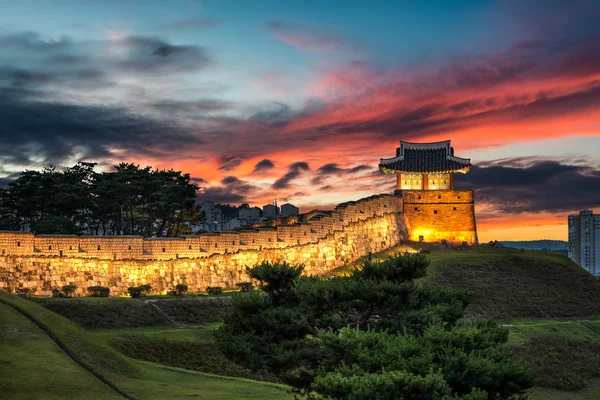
top-left (334, 243), bottom-right (600, 319)
top-left (0, 290), bottom-right (292, 399)
top-left (33, 297), bottom-right (231, 329)
top-left (0, 302), bottom-right (122, 400)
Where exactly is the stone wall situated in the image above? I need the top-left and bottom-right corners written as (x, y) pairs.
top-left (402, 190), bottom-right (478, 245)
top-left (0, 194), bottom-right (407, 296)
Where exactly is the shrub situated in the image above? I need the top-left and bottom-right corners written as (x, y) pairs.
top-left (236, 282), bottom-right (253, 292)
top-left (87, 286), bottom-right (110, 297)
top-left (15, 287), bottom-right (34, 297)
top-left (51, 288), bottom-right (61, 298)
top-left (247, 261), bottom-right (304, 304)
top-left (174, 284), bottom-right (188, 295)
top-left (127, 286), bottom-right (144, 299)
top-left (61, 284), bottom-right (77, 297)
top-left (206, 286), bottom-right (223, 295)
top-left (139, 284), bottom-right (152, 295)
top-left (217, 255), bottom-right (533, 398)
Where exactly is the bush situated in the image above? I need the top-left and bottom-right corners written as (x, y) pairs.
top-left (51, 288), bottom-right (61, 298)
top-left (206, 286), bottom-right (223, 295)
top-left (217, 254), bottom-right (534, 398)
top-left (87, 286), bottom-right (110, 297)
top-left (247, 261), bottom-right (303, 304)
top-left (15, 287), bottom-right (34, 297)
top-left (127, 286), bottom-right (144, 299)
top-left (61, 284), bottom-right (77, 297)
top-left (174, 284), bottom-right (188, 295)
top-left (236, 282), bottom-right (253, 292)
top-left (139, 284), bottom-right (152, 295)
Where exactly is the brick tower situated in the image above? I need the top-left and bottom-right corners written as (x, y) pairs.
top-left (379, 140), bottom-right (478, 245)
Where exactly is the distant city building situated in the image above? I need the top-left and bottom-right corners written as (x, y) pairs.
top-left (199, 201), bottom-right (223, 232)
top-left (239, 207), bottom-right (261, 225)
top-left (223, 218), bottom-right (242, 231)
top-left (281, 203), bottom-right (299, 217)
top-left (568, 210), bottom-right (600, 276)
top-left (263, 204), bottom-right (279, 219)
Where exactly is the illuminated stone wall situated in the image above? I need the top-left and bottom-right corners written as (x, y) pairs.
top-left (402, 190), bottom-right (477, 245)
top-left (0, 195), bottom-right (407, 296)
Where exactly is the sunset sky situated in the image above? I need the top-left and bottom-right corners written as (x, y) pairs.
top-left (1, 0), bottom-right (599, 242)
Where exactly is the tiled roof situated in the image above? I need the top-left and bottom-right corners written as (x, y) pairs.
top-left (379, 142), bottom-right (471, 174)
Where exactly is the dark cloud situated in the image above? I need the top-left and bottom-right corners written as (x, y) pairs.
top-left (0, 32), bottom-right (71, 53)
top-left (253, 159), bottom-right (275, 172)
top-left (191, 177), bottom-right (207, 185)
top-left (151, 99), bottom-right (232, 114)
top-left (312, 163), bottom-right (372, 184)
top-left (273, 162), bottom-right (310, 189)
top-left (221, 176), bottom-right (240, 185)
top-left (249, 102), bottom-right (293, 125)
top-left (0, 89), bottom-right (201, 166)
top-left (197, 177), bottom-right (258, 204)
top-left (217, 158), bottom-right (243, 171)
top-left (456, 158), bottom-right (600, 213)
top-left (160, 17), bottom-right (220, 31)
top-left (116, 36), bottom-right (211, 74)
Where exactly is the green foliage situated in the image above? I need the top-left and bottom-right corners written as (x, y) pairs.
top-left (51, 288), bottom-right (61, 298)
top-left (61, 284), bottom-right (77, 297)
top-left (236, 282), bottom-right (253, 292)
top-left (174, 284), bottom-right (188, 295)
top-left (87, 286), bottom-right (110, 297)
top-left (352, 252), bottom-right (429, 283)
top-left (0, 162), bottom-right (202, 236)
top-left (207, 286), bottom-right (224, 295)
top-left (15, 287), bottom-right (35, 297)
top-left (217, 254), bottom-right (534, 398)
top-left (31, 216), bottom-right (82, 234)
top-left (517, 336), bottom-right (600, 391)
top-left (247, 261), bottom-right (304, 304)
top-left (139, 284), bottom-right (152, 295)
top-left (127, 286), bottom-right (144, 299)
top-left (127, 284), bottom-right (152, 298)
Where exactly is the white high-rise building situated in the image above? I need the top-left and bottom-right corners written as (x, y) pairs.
top-left (568, 210), bottom-right (600, 276)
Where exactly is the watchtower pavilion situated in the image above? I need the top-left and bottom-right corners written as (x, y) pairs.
top-left (379, 140), bottom-right (478, 245)
top-left (379, 140), bottom-right (471, 191)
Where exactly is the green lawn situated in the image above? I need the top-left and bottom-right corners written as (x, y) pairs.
top-left (0, 302), bottom-right (123, 400)
top-left (0, 290), bottom-right (293, 399)
top-left (507, 318), bottom-right (600, 345)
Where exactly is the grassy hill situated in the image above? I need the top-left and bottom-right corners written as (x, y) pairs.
top-left (0, 290), bottom-right (292, 400)
top-left (330, 243), bottom-right (600, 319)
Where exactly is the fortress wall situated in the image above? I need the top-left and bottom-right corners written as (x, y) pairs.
top-left (402, 190), bottom-right (477, 244)
top-left (0, 211), bottom-right (407, 296)
top-left (2, 192), bottom-right (484, 296)
top-left (0, 232), bottom-right (34, 256)
top-left (79, 236), bottom-right (145, 259)
top-left (34, 235), bottom-right (80, 257)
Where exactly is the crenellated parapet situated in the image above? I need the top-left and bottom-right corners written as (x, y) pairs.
top-left (0, 194), bottom-right (403, 261)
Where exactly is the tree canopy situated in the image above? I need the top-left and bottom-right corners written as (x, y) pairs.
top-left (0, 162), bottom-right (203, 236)
top-left (216, 254), bottom-right (534, 399)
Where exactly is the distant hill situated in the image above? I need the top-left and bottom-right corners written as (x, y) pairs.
top-left (499, 240), bottom-right (568, 251)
